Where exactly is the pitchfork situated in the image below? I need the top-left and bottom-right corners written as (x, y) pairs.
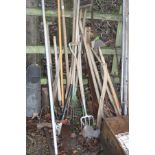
top-left (69, 42), bottom-right (94, 129)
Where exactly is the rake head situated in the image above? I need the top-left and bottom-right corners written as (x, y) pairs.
top-left (80, 115), bottom-right (94, 128)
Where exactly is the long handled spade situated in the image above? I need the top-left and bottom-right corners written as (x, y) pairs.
top-left (41, 0), bottom-right (58, 154)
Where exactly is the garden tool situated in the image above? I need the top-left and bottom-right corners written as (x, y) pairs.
top-left (96, 48), bottom-right (108, 128)
top-left (55, 40), bottom-right (79, 135)
top-left (90, 47), bottom-right (121, 115)
top-left (83, 34), bottom-right (119, 127)
top-left (79, 49), bottom-right (95, 129)
top-left (99, 48), bottom-right (121, 114)
top-left (52, 56), bottom-right (60, 102)
top-left (41, 0), bottom-right (58, 154)
top-left (66, 0), bottom-right (76, 96)
top-left (71, 0), bottom-right (80, 98)
top-left (53, 36), bottom-right (63, 114)
top-left (83, 34), bottom-right (108, 128)
top-left (79, 8), bottom-right (101, 105)
top-left (56, 84), bottom-right (73, 135)
top-left (64, 5), bottom-right (80, 108)
top-left (88, 41), bottom-right (121, 116)
top-left (69, 42), bottom-right (95, 133)
top-left (91, 48), bottom-right (118, 114)
top-left (57, 0), bottom-right (64, 107)
top-left (79, 13), bottom-right (120, 127)
top-left (79, 19), bottom-right (100, 104)
top-left (60, 0), bottom-right (80, 115)
top-left (84, 42), bottom-right (108, 127)
top-left (61, 0), bottom-right (69, 87)
top-left (88, 45), bottom-right (118, 115)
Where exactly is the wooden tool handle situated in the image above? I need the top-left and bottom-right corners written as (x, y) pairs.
top-left (97, 63), bottom-right (108, 128)
top-left (99, 48), bottom-right (121, 115)
top-left (58, 0), bottom-right (64, 107)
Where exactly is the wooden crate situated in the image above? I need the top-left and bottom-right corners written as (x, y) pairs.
top-left (101, 116), bottom-right (129, 155)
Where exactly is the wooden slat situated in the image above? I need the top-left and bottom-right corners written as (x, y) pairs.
top-left (26, 45), bottom-right (121, 55)
top-left (26, 8), bottom-right (122, 21)
top-left (41, 78), bottom-right (88, 85)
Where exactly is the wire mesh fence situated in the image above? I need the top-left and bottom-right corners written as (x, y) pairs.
top-left (93, 0), bottom-right (121, 14)
top-left (86, 20), bottom-right (118, 47)
top-left (38, 0), bottom-right (57, 9)
top-left (37, 0), bottom-right (121, 13)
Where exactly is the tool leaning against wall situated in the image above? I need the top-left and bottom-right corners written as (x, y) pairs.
top-left (41, 0), bottom-right (58, 154)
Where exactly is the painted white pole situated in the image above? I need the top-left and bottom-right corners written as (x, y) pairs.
top-left (121, 0), bottom-right (129, 115)
top-left (41, 0), bottom-right (58, 154)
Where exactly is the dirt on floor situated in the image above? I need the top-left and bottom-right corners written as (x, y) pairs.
top-left (26, 115), bottom-right (105, 155)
